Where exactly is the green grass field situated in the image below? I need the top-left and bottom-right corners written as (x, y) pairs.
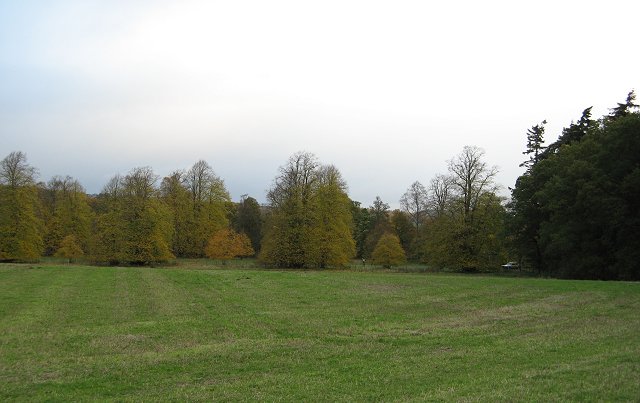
top-left (0, 263), bottom-right (638, 401)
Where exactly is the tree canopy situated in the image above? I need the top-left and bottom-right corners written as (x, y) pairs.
top-left (260, 152), bottom-right (355, 268)
top-left (205, 228), bottom-right (255, 261)
top-left (371, 233), bottom-right (406, 268)
top-left (2, 91), bottom-right (638, 279)
top-left (421, 146), bottom-right (506, 271)
top-left (509, 92), bottom-right (640, 280)
top-left (0, 152), bottom-right (43, 262)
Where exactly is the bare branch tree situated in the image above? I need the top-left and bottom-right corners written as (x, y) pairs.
top-left (102, 174), bottom-right (123, 198)
top-left (123, 167), bottom-right (158, 200)
top-left (267, 151), bottom-right (319, 207)
top-left (447, 146), bottom-right (498, 223)
top-left (186, 160), bottom-right (214, 204)
top-left (0, 151), bottom-right (37, 188)
top-left (428, 174), bottom-right (453, 218)
top-left (400, 181), bottom-right (428, 231)
top-left (317, 164), bottom-right (347, 191)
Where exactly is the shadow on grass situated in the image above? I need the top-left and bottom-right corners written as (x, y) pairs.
top-left (21, 257), bottom-right (544, 279)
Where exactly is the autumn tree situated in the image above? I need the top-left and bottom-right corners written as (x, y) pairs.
top-left (371, 233), bottom-right (406, 268)
top-left (205, 227), bottom-right (255, 262)
top-left (160, 170), bottom-right (193, 257)
top-left (260, 152), bottom-right (354, 268)
top-left (260, 152), bottom-right (319, 268)
top-left (41, 176), bottom-right (92, 256)
top-left (307, 165), bottom-right (355, 268)
top-left (448, 146), bottom-right (502, 270)
top-left (93, 167), bottom-right (173, 265)
top-left (0, 152), bottom-right (43, 261)
top-left (235, 232), bottom-right (255, 258)
top-left (123, 167), bottom-right (173, 264)
top-left (206, 228), bottom-right (238, 261)
top-left (92, 175), bottom-right (127, 264)
top-left (54, 234), bottom-right (84, 262)
top-left (184, 160), bottom-right (230, 257)
top-left (157, 161), bottom-right (230, 258)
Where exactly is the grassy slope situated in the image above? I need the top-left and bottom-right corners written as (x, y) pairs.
top-left (0, 264), bottom-right (638, 401)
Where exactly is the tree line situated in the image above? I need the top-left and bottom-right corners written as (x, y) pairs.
top-left (0, 158), bottom-right (261, 265)
top-left (0, 146), bottom-right (505, 270)
top-left (508, 91), bottom-right (639, 280)
top-left (1, 92), bottom-right (638, 279)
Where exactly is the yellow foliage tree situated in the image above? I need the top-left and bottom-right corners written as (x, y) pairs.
top-left (54, 234), bottom-right (84, 263)
top-left (0, 152), bottom-right (43, 262)
top-left (259, 153), bottom-right (355, 268)
top-left (371, 233), bottom-right (407, 268)
top-left (185, 160), bottom-right (230, 257)
top-left (42, 176), bottom-right (93, 257)
top-left (92, 168), bottom-right (174, 265)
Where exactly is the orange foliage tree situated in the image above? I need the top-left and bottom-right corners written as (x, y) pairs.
top-left (205, 228), bottom-right (255, 262)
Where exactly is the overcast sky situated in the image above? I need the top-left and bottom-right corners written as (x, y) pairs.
top-left (1, 0), bottom-right (638, 207)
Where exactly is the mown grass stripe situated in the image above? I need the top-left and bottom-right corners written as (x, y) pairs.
top-left (0, 264), bottom-right (638, 401)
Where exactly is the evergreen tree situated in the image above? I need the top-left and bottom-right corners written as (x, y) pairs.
top-left (509, 91), bottom-right (640, 279)
top-left (390, 210), bottom-right (415, 257)
top-left (562, 107), bottom-right (593, 145)
top-left (232, 195), bottom-right (263, 253)
top-left (508, 108), bottom-right (594, 273)
top-left (362, 196), bottom-right (391, 258)
top-left (350, 201), bottom-right (371, 259)
top-left (507, 171), bottom-right (548, 273)
top-left (520, 120), bottom-right (547, 170)
top-left (609, 90), bottom-right (638, 120)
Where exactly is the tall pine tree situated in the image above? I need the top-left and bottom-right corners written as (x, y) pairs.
top-left (520, 120), bottom-right (547, 170)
